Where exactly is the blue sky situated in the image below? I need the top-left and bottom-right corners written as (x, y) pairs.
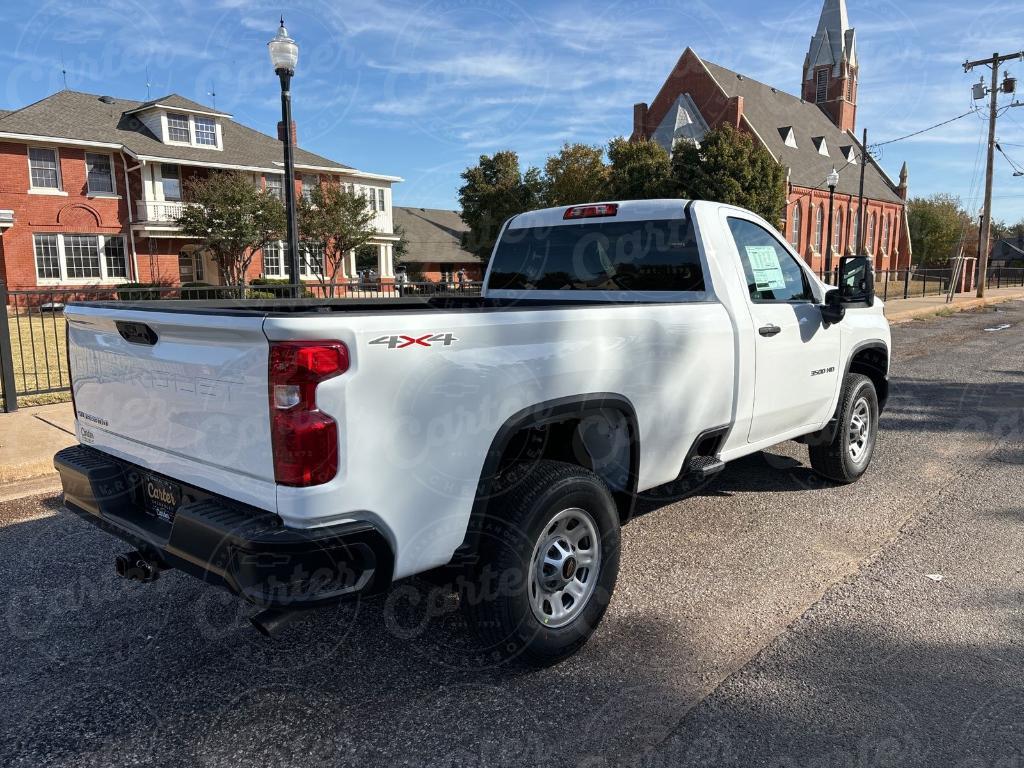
top-left (3, 0), bottom-right (1024, 222)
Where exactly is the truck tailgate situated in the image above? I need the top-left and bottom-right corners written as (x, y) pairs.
top-left (66, 305), bottom-right (277, 511)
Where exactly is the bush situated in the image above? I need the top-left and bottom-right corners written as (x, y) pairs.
top-left (180, 282), bottom-right (235, 300)
top-left (116, 282), bottom-right (164, 301)
top-left (246, 289), bottom-right (277, 300)
top-left (250, 278), bottom-right (313, 298)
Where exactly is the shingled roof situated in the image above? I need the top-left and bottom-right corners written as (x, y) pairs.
top-left (0, 90), bottom-right (351, 172)
top-left (699, 56), bottom-right (902, 204)
top-left (394, 207), bottom-right (480, 265)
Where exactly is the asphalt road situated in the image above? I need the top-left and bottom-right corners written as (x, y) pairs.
top-left (2, 302), bottom-right (1022, 768)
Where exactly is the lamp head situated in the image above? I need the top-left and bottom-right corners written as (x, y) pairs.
top-left (268, 17), bottom-right (299, 74)
top-left (827, 168), bottom-right (840, 189)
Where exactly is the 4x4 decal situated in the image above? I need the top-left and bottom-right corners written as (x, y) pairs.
top-left (370, 333), bottom-right (459, 350)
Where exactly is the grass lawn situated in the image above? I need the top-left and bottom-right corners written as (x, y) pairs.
top-left (5, 312), bottom-right (71, 407)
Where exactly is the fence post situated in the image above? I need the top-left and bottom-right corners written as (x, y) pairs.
top-left (903, 268), bottom-right (910, 299)
top-left (0, 282), bottom-right (18, 413)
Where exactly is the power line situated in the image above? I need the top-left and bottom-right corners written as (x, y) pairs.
top-left (871, 107), bottom-right (980, 148)
top-left (996, 143), bottom-right (1024, 175)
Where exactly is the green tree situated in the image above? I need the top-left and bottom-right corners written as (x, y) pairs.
top-left (392, 223), bottom-right (409, 263)
top-left (175, 171), bottom-right (285, 289)
top-left (458, 151), bottom-right (544, 260)
top-left (298, 182), bottom-right (377, 295)
top-left (543, 143), bottom-right (608, 206)
top-left (671, 124), bottom-right (787, 222)
top-left (907, 194), bottom-right (970, 266)
top-left (605, 137), bottom-right (675, 200)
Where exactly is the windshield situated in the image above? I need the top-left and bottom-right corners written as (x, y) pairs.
top-left (487, 217), bottom-right (705, 292)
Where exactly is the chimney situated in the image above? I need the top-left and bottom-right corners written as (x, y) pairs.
top-left (277, 120), bottom-right (297, 145)
top-left (725, 95), bottom-right (744, 129)
top-left (632, 102), bottom-right (649, 140)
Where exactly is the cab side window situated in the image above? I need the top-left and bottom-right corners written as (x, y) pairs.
top-left (727, 217), bottom-right (814, 302)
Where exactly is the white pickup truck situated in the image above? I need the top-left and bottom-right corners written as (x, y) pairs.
top-left (55, 199), bottom-right (890, 664)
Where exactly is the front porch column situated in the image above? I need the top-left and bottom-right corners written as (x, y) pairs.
top-left (378, 243), bottom-right (394, 279)
top-left (346, 249), bottom-right (357, 280)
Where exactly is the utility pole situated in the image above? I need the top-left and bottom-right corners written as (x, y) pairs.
top-left (964, 50), bottom-right (1024, 298)
top-left (856, 128), bottom-right (867, 256)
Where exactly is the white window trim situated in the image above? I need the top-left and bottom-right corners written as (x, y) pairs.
top-left (161, 111), bottom-right (222, 150)
top-left (85, 152), bottom-right (119, 197)
top-left (27, 146), bottom-right (64, 193)
top-left (262, 240), bottom-right (325, 281)
top-left (34, 233), bottom-right (130, 285)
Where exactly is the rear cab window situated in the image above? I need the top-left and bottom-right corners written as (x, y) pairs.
top-left (487, 215), bottom-right (705, 294)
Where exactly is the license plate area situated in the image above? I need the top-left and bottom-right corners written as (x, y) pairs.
top-left (141, 474), bottom-right (182, 525)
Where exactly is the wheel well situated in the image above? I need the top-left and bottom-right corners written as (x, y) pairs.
top-left (493, 410), bottom-right (634, 497)
top-left (452, 397), bottom-right (640, 565)
top-left (849, 345), bottom-right (889, 411)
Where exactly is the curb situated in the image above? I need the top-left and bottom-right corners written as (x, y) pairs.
top-left (886, 292), bottom-right (1024, 325)
top-left (0, 461), bottom-right (58, 486)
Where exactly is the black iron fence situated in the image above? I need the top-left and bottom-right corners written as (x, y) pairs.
top-left (3, 268), bottom-right (1024, 412)
top-left (0, 280), bottom-right (482, 412)
top-left (814, 267), bottom-right (1024, 301)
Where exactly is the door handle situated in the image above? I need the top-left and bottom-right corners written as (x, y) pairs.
top-left (759, 324), bottom-right (782, 337)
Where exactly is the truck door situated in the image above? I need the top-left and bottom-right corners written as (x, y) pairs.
top-left (723, 214), bottom-right (841, 444)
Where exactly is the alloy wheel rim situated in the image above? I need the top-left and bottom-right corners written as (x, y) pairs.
top-left (847, 397), bottom-right (872, 463)
top-left (528, 507), bottom-right (601, 629)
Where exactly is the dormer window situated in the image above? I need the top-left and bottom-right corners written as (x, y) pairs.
top-left (778, 126), bottom-right (798, 149)
top-left (167, 113), bottom-right (190, 142)
top-left (812, 136), bottom-right (829, 156)
top-left (162, 112), bottom-right (220, 149)
top-left (195, 116), bottom-right (217, 146)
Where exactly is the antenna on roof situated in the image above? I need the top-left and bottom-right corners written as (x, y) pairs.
top-left (60, 51), bottom-right (68, 90)
top-left (145, 65), bottom-right (151, 99)
top-left (208, 82), bottom-right (217, 109)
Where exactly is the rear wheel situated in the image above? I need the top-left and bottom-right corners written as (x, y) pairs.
top-left (460, 461), bottom-right (620, 666)
top-left (809, 373), bottom-right (878, 483)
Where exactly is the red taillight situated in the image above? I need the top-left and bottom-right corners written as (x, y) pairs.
top-left (563, 203), bottom-right (619, 220)
top-left (268, 341), bottom-right (349, 487)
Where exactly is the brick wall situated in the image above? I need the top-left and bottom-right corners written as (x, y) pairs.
top-left (786, 186), bottom-right (909, 272)
top-left (0, 141), bottom-right (131, 289)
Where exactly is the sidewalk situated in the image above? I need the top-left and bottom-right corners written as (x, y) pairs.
top-left (0, 401), bottom-right (76, 485)
top-left (884, 285), bottom-right (1024, 323)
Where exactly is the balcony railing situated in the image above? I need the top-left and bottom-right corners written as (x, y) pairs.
top-left (136, 199), bottom-right (192, 224)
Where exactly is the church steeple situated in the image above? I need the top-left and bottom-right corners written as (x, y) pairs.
top-left (802, 0), bottom-right (858, 133)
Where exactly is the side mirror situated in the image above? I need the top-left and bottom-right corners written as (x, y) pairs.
top-left (838, 255), bottom-right (875, 306)
top-left (820, 288), bottom-right (846, 324)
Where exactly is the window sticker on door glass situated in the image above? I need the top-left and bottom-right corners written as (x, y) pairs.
top-left (745, 245), bottom-right (786, 291)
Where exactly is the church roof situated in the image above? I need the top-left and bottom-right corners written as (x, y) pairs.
top-left (699, 57), bottom-right (902, 204)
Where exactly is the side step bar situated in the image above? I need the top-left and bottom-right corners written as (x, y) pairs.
top-left (686, 455), bottom-right (727, 481)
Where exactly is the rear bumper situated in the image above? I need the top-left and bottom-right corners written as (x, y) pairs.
top-left (54, 445), bottom-right (393, 608)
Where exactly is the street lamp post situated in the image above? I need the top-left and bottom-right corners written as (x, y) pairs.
top-left (825, 167), bottom-right (840, 280)
top-left (269, 18), bottom-right (301, 297)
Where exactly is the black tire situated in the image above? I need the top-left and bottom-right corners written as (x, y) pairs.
top-left (809, 373), bottom-right (879, 483)
top-left (460, 460), bottom-right (621, 666)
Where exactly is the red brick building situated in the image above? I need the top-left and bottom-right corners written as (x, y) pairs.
top-left (631, 0), bottom-right (911, 272)
top-left (0, 91), bottom-right (402, 290)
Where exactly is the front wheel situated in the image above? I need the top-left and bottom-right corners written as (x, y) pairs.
top-left (460, 461), bottom-right (621, 666)
top-left (809, 373), bottom-right (879, 483)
